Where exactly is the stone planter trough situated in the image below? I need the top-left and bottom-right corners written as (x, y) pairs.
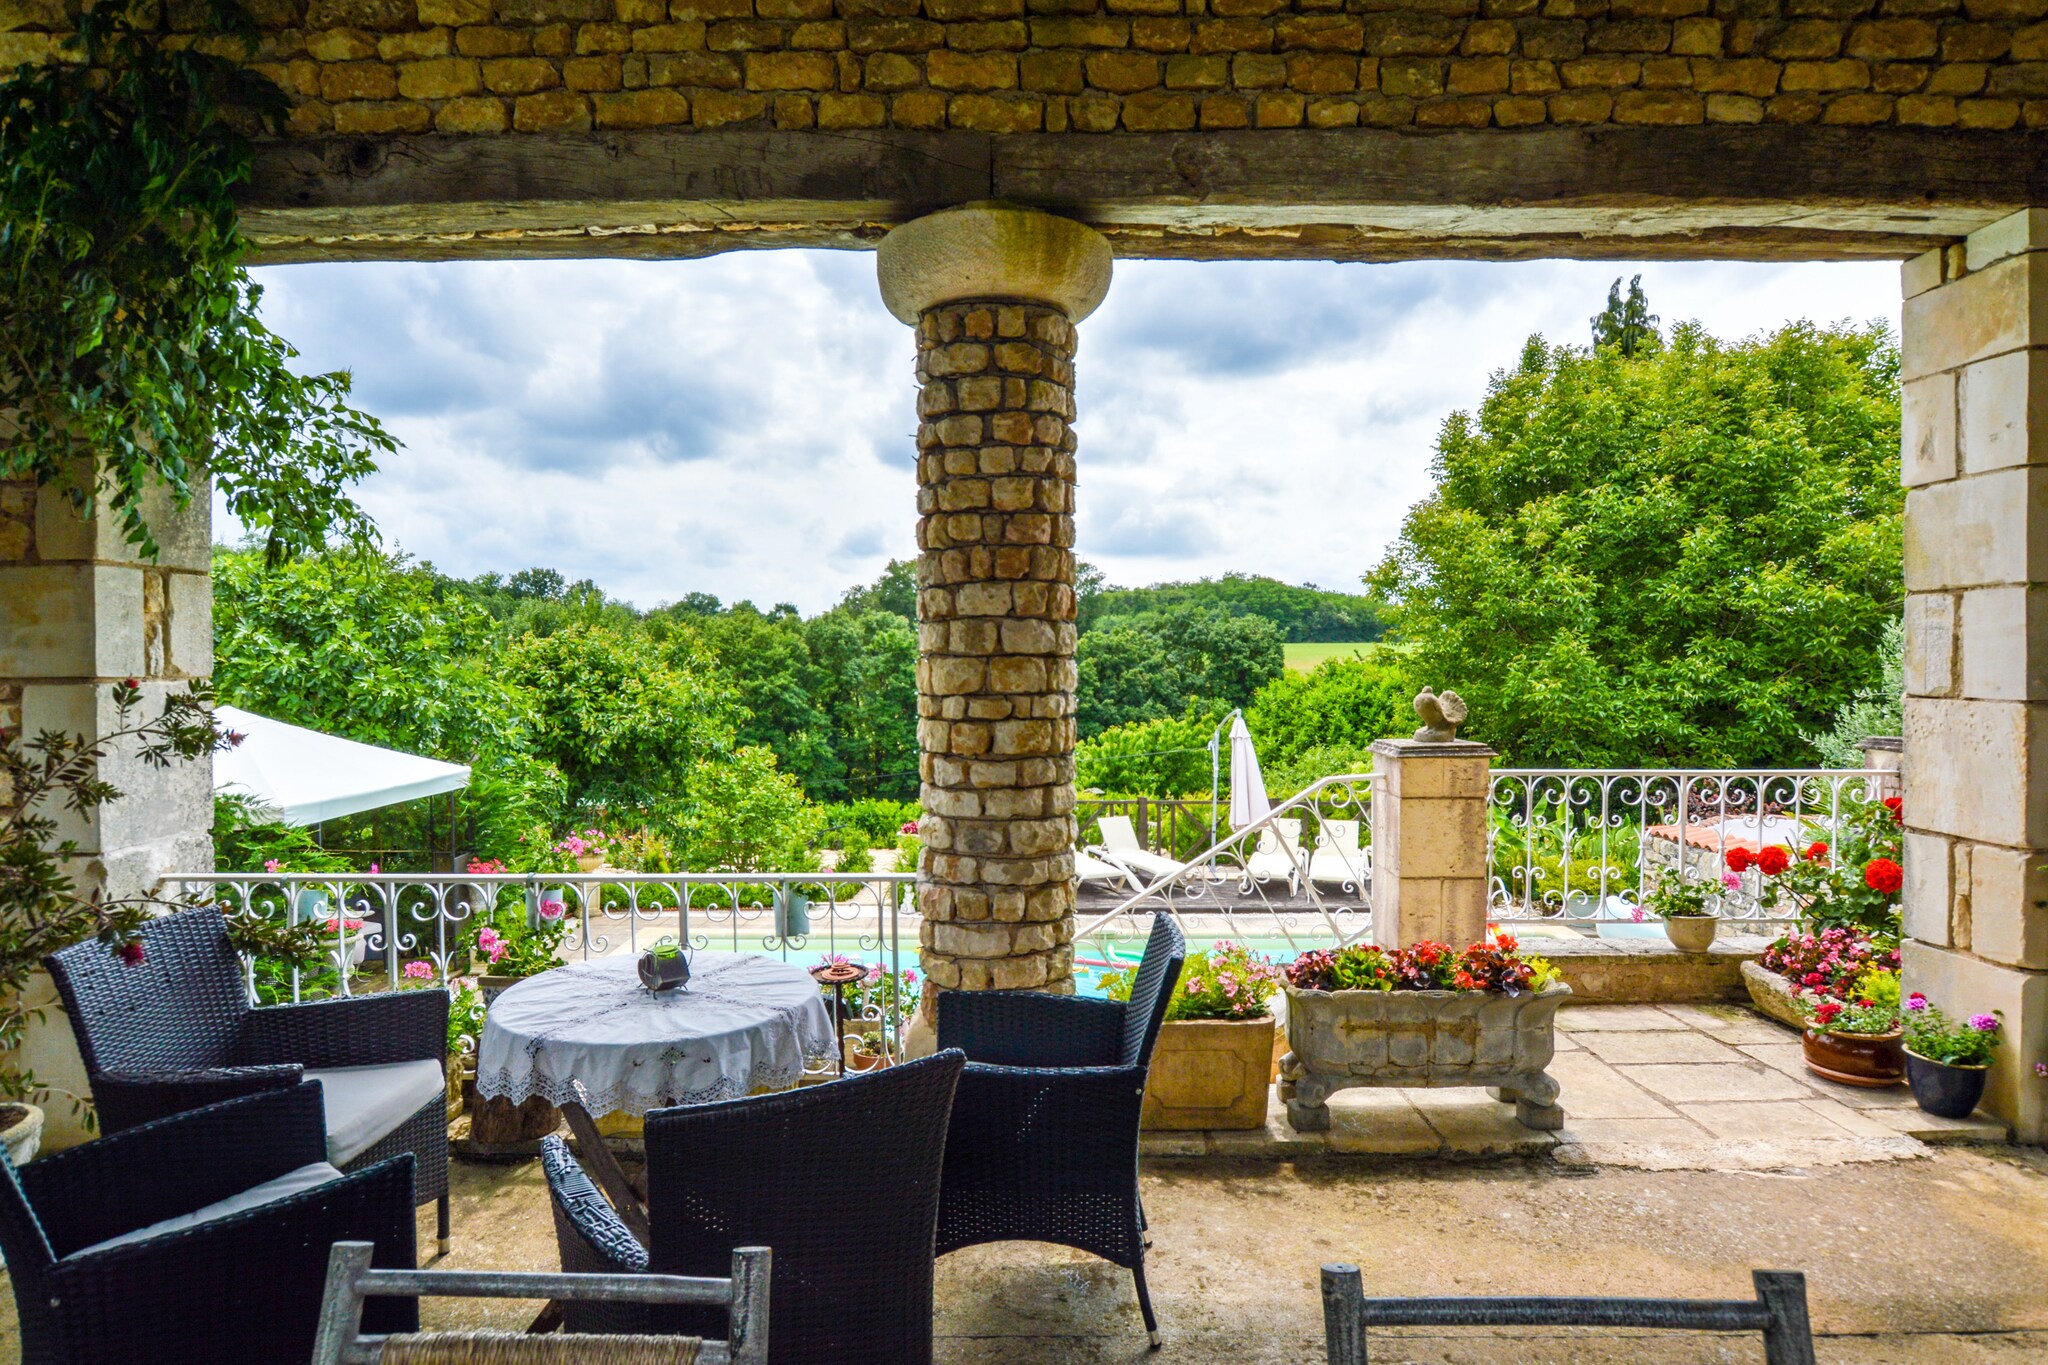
top-left (1740, 961), bottom-right (1806, 1032)
top-left (1278, 983), bottom-right (1571, 1132)
top-left (1141, 1016), bottom-right (1276, 1131)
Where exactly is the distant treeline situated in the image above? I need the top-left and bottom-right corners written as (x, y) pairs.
top-left (1080, 572), bottom-right (1387, 642)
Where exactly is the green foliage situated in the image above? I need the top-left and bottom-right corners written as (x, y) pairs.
top-left (0, 1), bottom-right (389, 560)
top-left (213, 792), bottom-right (351, 874)
top-left (213, 546), bottom-right (526, 761)
top-left (504, 622), bottom-right (740, 826)
top-left (835, 558), bottom-right (918, 621)
top-left (1099, 941), bottom-right (1283, 1021)
top-left (1761, 798), bottom-right (1903, 937)
top-left (1902, 999), bottom-right (2002, 1067)
top-left (1810, 616), bottom-right (1904, 767)
top-left (1641, 868), bottom-right (1716, 919)
top-left (1076, 708), bottom-right (1221, 798)
top-left (1077, 605), bottom-right (1284, 738)
top-left (683, 746), bottom-right (823, 872)
top-left (1489, 808), bottom-right (1643, 905)
top-left (1245, 655), bottom-right (1413, 771)
top-left (1081, 573), bottom-right (1387, 642)
top-left (1371, 319), bottom-right (1904, 768)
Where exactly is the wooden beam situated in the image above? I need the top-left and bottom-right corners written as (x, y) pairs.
top-left (239, 125), bottom-right (2048, 264)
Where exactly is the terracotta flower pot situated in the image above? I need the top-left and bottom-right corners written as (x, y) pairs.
top-left (1904, 1049), bottom-right (1989, 1119)
top-left (1802, 1027), bottom-right (1904, 1087)
top-left (1661, 915), bottom-right (1718, 953)
top-left (843, 1038), bottom-right (887, 1073)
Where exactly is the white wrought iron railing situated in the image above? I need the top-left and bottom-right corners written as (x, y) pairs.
top-left (1487, 768), bottom-right (1891, 926)
top-left (1071, 772), bottom-right (1380, 976)
top-left (170, 870), bottom-right (916, 1066)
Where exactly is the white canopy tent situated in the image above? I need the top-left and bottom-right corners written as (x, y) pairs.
top-left (213, 705), bottom-right (470, 826)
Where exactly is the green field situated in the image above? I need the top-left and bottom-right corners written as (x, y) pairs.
top-left (1283, 641), bottom-right (1382, 671)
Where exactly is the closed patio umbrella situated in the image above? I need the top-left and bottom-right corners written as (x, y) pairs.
top-left (1227, 713), bottom-right (1272, 831)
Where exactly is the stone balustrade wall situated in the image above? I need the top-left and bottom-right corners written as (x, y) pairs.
top-left (7, 0), bottom-right (2048, 135)
top-left (913, 300), bottom-right (1079, 997)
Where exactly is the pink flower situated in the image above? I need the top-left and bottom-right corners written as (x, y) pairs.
top-left (115, 942), bottom-right (145, 966)
top-left (900, 820), bottom-right (919, 835)
top-left (1969, 1013), bottom-right (2001, 1032)
top-left (403, 960), bottom-right (434, 980)
top-left (1721, 873), bottom-right (1741, 891)
top-left (539, 899), bottom-right (565, 921)
top-left (264, 859), bottom-right (281, 873)
top-left (369, 862), bottom-right (381, 875)
top-left (478, 927), bottom-right (508, 964)
top-left (1905, 993), bottom-right (1929, 1012)
top-left (902, 970), bottom-right (918, 985)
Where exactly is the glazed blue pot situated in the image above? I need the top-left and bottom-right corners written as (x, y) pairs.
top-left (1905, 1050), bottom-right (1988, 1120)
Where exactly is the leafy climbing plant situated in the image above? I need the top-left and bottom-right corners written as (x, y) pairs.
top-left (0, 0), bottom-right (391, 560)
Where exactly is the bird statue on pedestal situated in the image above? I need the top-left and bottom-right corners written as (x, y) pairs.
top-left (1412, 687), bottom-right (1468, 743)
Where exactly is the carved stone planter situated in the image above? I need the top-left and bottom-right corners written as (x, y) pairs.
top-left (1740, 961), bottom-right (1806, 1032)
top-left (1278, 983), bottom-right (1571, 1132)
top-left (1141, 1016), bottom-right (1277, 1131)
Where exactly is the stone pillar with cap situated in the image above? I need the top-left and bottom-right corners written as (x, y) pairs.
top-left (1368, 736), bottom-right (1497, 951)
top-left (875, 202), bottom-right (1112, 1020)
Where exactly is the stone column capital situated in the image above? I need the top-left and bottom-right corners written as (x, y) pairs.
top-left (876, 201), bottom-right (1112, 326)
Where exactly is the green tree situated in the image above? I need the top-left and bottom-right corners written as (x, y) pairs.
top-left (212, 546), bottom-right (524, 761)
top-left (1082, 573), bottom-right (1386, 642)
top-left (693, 605), bottom-right (841, 796)
top-left (1371, 320), bottom-right (1903, 768)
top-left (836, 559), bottom-right (919, 622)
top-left (805, 609), bottom-right (920, 801)
top-left (502, 622), bottom-right (741, 826)
top-left (1076, 605), bottom-right (1285, 738)
top-left (683, 746), bottom-right (823, 872)
top-left (1810, 616), bottom-right (1904, 767)
top-left (1076, 708), bottom-right (1222, 798)
top-left (1245, 654), bottom-right (1414, 770)
top-left (1591, 275), bottom-right (1661, 358)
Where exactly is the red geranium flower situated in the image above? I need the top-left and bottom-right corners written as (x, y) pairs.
top-left (1804, 841), bottom-right (1829, 862)
top-left (1864, 857), bottom-right (1904, 895)
top-left (1882, 796), bottom-right (1903, 822)
top-left (1814, 1000), bottom-right (1844, 1027)
top-left (1725, 847), bottom-right (1756, 873)
top-left (1755, 846), bottom-right (1791, 876)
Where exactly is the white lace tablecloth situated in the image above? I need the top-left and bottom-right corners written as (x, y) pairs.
top-left (476, 953), bottom-right (837, 1118)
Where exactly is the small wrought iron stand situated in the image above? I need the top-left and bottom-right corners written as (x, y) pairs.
top-left (808, 960), bottom-right (865, 1077)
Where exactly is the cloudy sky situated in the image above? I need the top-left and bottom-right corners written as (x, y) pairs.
top-left (241, 251), bottom-right (1901, 614)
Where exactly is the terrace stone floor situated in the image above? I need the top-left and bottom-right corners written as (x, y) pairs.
top-left (4, 1003), bottom-right (2043, 1363)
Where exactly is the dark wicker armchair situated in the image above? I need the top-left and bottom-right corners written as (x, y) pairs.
top-left (934, 912), bottom-right (1186, 1349)
top-left (0, 1084), bottom-right (418, 1365)
top-left (44, 904), bottom-right (451, 1249)
top-left (542, 1049), bottom-right (967, 1365)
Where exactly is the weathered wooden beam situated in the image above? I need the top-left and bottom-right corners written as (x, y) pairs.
top-left (239, 125), bottom-right (2048, 265)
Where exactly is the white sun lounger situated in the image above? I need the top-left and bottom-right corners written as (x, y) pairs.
top-left (1093, 815), bottom-right (1190, 882)
top-left (1078, 848), bottom-right (1146, 893)
top-left (1244, 817), bottom-right (1306, 894)
top-left (1309, 818), bottom-right (1370, 892)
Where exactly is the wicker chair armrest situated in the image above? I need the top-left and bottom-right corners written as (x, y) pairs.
top-left (540, 1135), bottom-right (650, 1274)
top-left (24, 1083), bottom-right (329, 1258)
top-left (51, 1156), bottom-right (421, 1347)
top-left (936, 992), bottom-right (1126, 1067)
top-left (237, 989), bottom-right (449, 1070)
top-left (943, 1061), bottom-right (1149, 1183)
top-left (89, 1063), bottom-right (305, 1134)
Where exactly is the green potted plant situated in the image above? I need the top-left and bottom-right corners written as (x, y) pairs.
top-left (1637, 867), bottom-right (1720, 952)
top-left (1102, 941), bottom-right (1283, 1131)
top-left (1800, 968), bottom-right (1904, 1086)
top-left (1280, 937), bottom-right (1571, 1132)
top-left (1901, 993), bottom-right (2002, 1118)
top-left (844, 1029), bottom-right (887, 1073)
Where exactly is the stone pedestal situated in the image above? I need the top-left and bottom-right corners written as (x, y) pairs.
top-left (1368, 738), bottom-right (1495, 950)
top-left (1858, 736), bottom-right (1903, 799)
top-left (877, 203), bottom-right (1112, 1018)
top-left (1898, 209), bottom-right (2048, 1143)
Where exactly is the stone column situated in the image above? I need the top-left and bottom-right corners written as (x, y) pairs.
top-left (876, 202), bottom-right (1112, 1016)
top-left (1368, 737), bottom-right (1495, 950)
top-left (1858, 736), bottom-right (1903, 800)
top-left (0, 473), bottom-right (213, 1150)
top-left (1898, 209), bottom-right (2048, 1143)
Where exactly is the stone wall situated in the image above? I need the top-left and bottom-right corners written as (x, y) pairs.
top-left (9, 0), bottom-right (2048, 135)
top-left (1898, 209), bottom-right (2048, 1141)
top-left (914, 300), bottom-right (1080, 997)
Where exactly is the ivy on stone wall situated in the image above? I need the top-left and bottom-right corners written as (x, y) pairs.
top-left (0, 0), bottom-right (389, 561)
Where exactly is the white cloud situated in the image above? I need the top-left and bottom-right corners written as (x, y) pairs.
top-left (239, 251), bottom-right (1900, 611)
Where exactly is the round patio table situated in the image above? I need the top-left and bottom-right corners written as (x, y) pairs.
top-left (476, 952), bottom-right (837, 1119)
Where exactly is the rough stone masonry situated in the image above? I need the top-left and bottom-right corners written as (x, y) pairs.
top-left (913, 299), bottom-right (1082, 997)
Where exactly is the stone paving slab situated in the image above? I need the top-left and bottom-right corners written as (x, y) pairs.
top-left (1141, 1002), bottom-right (2010, 1164)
